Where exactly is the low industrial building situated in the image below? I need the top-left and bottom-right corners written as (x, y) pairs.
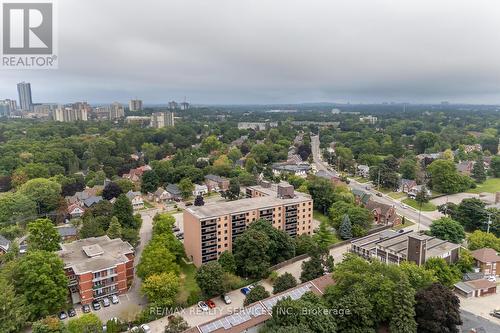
top-left (351, 230), bottom-right (460, 266)
top-left (57, 236), bottom-right (134, 305)
top-left (455, 279), bottom-right (497, 298)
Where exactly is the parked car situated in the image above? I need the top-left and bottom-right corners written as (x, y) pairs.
top-left (111, 294), bottom-right (119, 304)
top-left (486, 276), bottom-right (497, 282)
top-left (102, 297), bottom-right (111, 307)
top-left (198, 301), bottom-right (209, 312)
top-left (376, 192), bottom-right (383, 197)
top-left (221, 294), bottom-right (231, 304)
top-left (206, 299), bottom-right (216, 309)
top-left (140, 324), bottom-right (152, 333)
top-left (68, 308), bottom-right (76, 317)
top-left (92, 300), bottom-right (101, 310)
top-left (82, 304), bottom-right (91, 313)
top-left (172, 226), bottom-right (180, 233)
top-left (58, 311), bottom-right (68, 320)
top-left (490, 310), bottom-right (500, 319)
top-left (176, 232), bottom-right (184, 240)
top-left (240, 285), bottom-right (254, 295)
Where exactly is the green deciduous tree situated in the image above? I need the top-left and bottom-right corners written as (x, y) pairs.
top-left (424, 258), bottom-right (461, 288)
top-left (415, 283), bottom-right (462, 333)
top-left (195, 262), bottom-right (226, 297)
top-left (273, 272), bottom-right (297, 294)
top-left (0, 276), bottom-right (28, 333)
top-left (243, 285), bottom-right (270, 306)
top-left (142, 272), bottom-right (180, 308)
top-left (467, 230), bottom-right (500, 251)
top-left (429, 217), bottom-right (465, 244)
top-left (18, 178), bottom-right (61, 215)
top-left (137, 241), bottom-right (179, 280)
top-left (300, 254), bottom-right (325, 283)
top-left (399, 262), bottom-right (437, 291)
top-left (0, 192), bottom-right (37, 226)
top-left (164, 315), bottom-right (190, 333)
top-left (427, 159), bottom-right (473, 194)
top-left (178, 178), bottom-right (194, 200)
top-left (233, 229), bottom-right (270, 278)
top-left (27, 218), bottom-right (61, 252)
top-left (32, 316), bottom-right (65, 333)
top-left (10, 251), bottom-right (67, 320)
top-left (141, 170), bottom-right (160, 193)
top-left (218, 251), bottom-right (237, 274)
top-left (67, 313), bottom-right (103, 333)
top-left (249, 219), bottom-right (295, 265)
top-left (389, 277), bottom-right (417, 333)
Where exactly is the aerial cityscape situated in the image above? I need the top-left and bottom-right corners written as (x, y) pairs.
top-left (1, 1), bottom-right (500, 333)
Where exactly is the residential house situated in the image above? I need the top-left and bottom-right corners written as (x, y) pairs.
top-left (193, 184), bottom-right (208, 197)
top-left (365, 199), bottom-right (401, 226)
top-left (149, 187), bottom-right (169, 203)
top-left (67, 203), bottom-right (85, 219)
top-left (456, 161), bottom-right (474, 176)
top-left (408, 185), bottom-right (431, 199)
top-left (351, 230), bottom-right (460, 266)
top-left (83, 196), bottom-right (103, 208)
top-left (126, 191), bottom-right (144, 210)
top-left (352, 189), bottom-right (371, 206)
top-left (56, 225), bottom-right (78, 242)
top-left (57, 236), bottom-right (134, 305)
top-left (272, 163), bottom-right (311, 178)
top-left (399, 179), bottom-right (417, 193)
top-left (166, 184), bottom-right (182, 201)
top-left (315, 170), bottom-right (344, 186)
top-left (122, 165), bottom-right (152, 183)
top-left (357, 165), bottom-right (370, 178)
top-left (66, 187), bottom-right (102, 205)
top-left (463, 144), bottom-right (482, 153)
top-left (0, 235), bottom-right (11, 255)
top-left (417, 153), bottom-right (442, 167)
top-left (205, 174), bottom-right (230, 192)
top-left (470, 248), bottom-right (500, 277)
top-left (455, 279), bottom-right (497, 298)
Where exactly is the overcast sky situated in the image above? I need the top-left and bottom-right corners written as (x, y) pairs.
top-left (2, 0), bottom-right (500, 105)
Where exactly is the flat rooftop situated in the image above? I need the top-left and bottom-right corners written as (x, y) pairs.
top-left (186, 185), bottom-right (311, 220)
top-left (57, 235), bottom-right (134, 275)
top-left (352, 230), bottom-right (460, 259)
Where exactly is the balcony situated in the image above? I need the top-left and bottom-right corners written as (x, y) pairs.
top-left (92, 272), bottom-right (117, 283)
top-left (93, 280), bottom-right (118, 290)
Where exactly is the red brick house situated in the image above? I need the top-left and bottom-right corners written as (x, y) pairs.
top-left (365, 199), bottom-right (401, 226)
top-left (471, 248), bottom-right (500, 277)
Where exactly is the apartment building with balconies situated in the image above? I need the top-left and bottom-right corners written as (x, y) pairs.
top-left (184, 182), bottom-right (313, 267)
top-left (57, 235), bottom-right (134, 305)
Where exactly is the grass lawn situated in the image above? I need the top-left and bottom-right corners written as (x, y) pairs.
top-left (392, 218), bottom-right (415, 230)
top-left (467, 178), bottom-right (500, 194)
top-left (313, 210), bottom-right (330, 224)
top-left (388, 192), bottom-right (407, 199)
top-left (178, 261), bottom-right (202, 305)
top-left (402, 198), bottom-right (437, 212)
top-left (352, 176), bottom-right (369, 183)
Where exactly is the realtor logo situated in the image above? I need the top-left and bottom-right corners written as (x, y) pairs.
top-left (1, 1), bottom-right (57, 69)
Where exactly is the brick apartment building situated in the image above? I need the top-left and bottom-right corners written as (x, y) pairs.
top-left (57, 235), bottom-right (134, 305)
top-left (184, 182), bottom-right (313, 267)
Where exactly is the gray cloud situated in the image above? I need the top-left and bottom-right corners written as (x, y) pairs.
top-left (1, 0), bottom-right (500, 104)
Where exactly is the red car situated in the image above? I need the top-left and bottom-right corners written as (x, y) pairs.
top-left (205, 299), bottom-right (216, 309)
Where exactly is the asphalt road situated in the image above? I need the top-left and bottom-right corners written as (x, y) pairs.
top-left (311, 135), bottom-right (434, 229)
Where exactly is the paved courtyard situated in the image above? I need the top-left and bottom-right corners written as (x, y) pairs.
top-left (460, 292), bottom-right (500, 326)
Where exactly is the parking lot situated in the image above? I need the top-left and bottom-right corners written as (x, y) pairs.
top-left (460, 292), bottom-right (500, 326)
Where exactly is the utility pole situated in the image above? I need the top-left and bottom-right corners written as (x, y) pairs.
top-left (377, 168), bottom-right (381, 191)
top-left (485, 212), bottom-right (492, 233)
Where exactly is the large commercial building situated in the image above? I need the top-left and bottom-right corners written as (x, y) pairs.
top-left (54, 106), bottom-right (88, 122)
top-left (351, 230), bottom-right (460, 266)
top-left (110, 102), bottom-right (125, 119)
top-left (17, 82), bottom-right (33, 111)
top-left (129, 99), bottom-right (143, 111)
top-left (151, 111), bottom-right (175, 128)
top-left (184, 182), bottom-right (313, 267)
top-left (57, 236), bottom-right (134, 305)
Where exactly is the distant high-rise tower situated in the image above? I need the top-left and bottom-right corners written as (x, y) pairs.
top-left (17, 82), bottom-right (33, 111)
top-left (129, 99), bottom-right (143, 111)
top-left (151, 111), bottom-right (174, 128)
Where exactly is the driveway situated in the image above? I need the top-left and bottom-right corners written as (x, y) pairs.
top-left (460, 292), bottom-right (500, 326)
top-left (431, 192), bottom-right (495, 206)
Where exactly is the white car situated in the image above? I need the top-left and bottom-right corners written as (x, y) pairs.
top-left (198, 301), bottom-right (209, 312)
top-left (222, 294), bottom-right (232, 304)
top-left (486, 276), bottom-right (497, 282)
top-left (140, 324), bottom-right (152, 333)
